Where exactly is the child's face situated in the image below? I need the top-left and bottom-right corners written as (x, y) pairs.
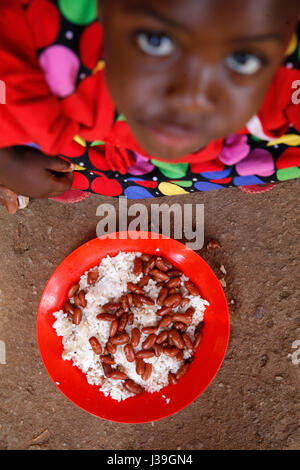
top-left (100, 0), bottom-right (299, 161)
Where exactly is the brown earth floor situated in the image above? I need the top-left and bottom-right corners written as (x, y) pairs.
top-left (0, 180), bottom-right (299, 450)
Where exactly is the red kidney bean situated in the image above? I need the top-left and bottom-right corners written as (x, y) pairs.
top-left (73, 308), bottom-right (82, 325)
top-left (64, 300), bottom-right (76, 315)
top-left (168, 372), bottom-right (178, 384)
top-left (193, 331), bottom-right (203, 350)
top-left (102, 363), bottom-right (112, 377)
top-left (150, 268), bottom-right (169, 282)
top-left (131, 328), bottom-right (141, 347)
top-left (142, 362), bottom-right (152, 381)
top-left (173, 322), bottom-right (187, 333)
top-left (96, 313), bottom-right (115, 322)
top-left (153, 343), bottom-right (162, 357)
top-left (110, 333), bottom-right (130, 345)
top-left (133, 294), bottom-right (143, 307)
top-left (156, 331), bottom-right (169, 344)
top-left (110, 370), bottom-right (127, 380)
top-left (117, 313), bottom-right (128, 333)
top-left (165, 277), bottom-right (181, 289)
top-left (182, 332), bottom-right (194, 351)
top-left (115, 307), bottom-right (125, 318)
top-left (157, 287), bottom-right (169, 306)
top-left (136, 349), bottom-right (155, 359)
top-left (176, 349), bottom-right (184, 361)
top-left (127, 282), bottom-right (144, 294)
top-left (89, 336), bottom-right (102, 355)
top-left (68, 283), bottom-right (79, 298)
top-left (126, 293), bottom-right (133, 308)
top-left (87, 270), bottom-right (99, 285)
top-left (138, 294), bottom-right (155, 306)
top-left (155, 257), bottom-right (173, 272)
top-left (100, 355), bottom-right (115, 365)
top-left (180, 297), bottom-right (190, 308)
top-left (169, 329), bottom-right (185, 349)
top-left (185, 306), bottom-right (196, 317)
top-left (142, 334), bottom-right (157, 350)
top-left (141, 254), bottom-right (151, 262)
top-left (156, 281), bottom-right (165, 288)
top-left (167, 269), bottom-right (183, 278)
top-left (141, 326), bottom-right (158, 335)
top-left (176, 362), bottom-right (190, 380)
top-left (127, 313), bottom-right (134, 325)
top-left (168, 288), bottom-right (177, 295)
top-left (106, 340), bottom-right (117, 355)
top-left (102, 302), bottom-right (121, 313)
top-left (158, 315), bottom-right (173, 329)
top-left (168, 332), bottom-right (174, 346)
top-left (164, 294), bottom-right (182, 308)
top-left (109, 319), bottom-right (119, 337)
top-left (133, 257), bottom-right (143, 276)
top-left (138, 275), bottom-right (151, 287)
top-left (143, 257), bottom-right (156, 275)
top-left (163, 346), bottom-right (179, 357)
top-left (124, 344), bottom-right (135, 362)
top-left (184, 280), bottom-right (200, 296)
top-left (78, 290), bottom-right (87, 308)
top-left (123, 379), bottom-right (144, 394)
top-left (156, 306), bottom-right (172, 316)
top-left (136, 358), bottom-right (146, 376)
top-left (120, 294), bottom-right (129, 312)
top-left (172, 313), bottom-right (192, 325)
top-left (73, 295), bottom-right (81, 307)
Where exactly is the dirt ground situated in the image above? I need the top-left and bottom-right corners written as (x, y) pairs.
top-left (0, 180), bottom-right (299, 451)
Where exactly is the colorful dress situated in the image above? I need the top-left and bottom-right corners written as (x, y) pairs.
top-left (0, 0), bottom-right (299, 199)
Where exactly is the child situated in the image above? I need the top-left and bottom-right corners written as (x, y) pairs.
top-left (0, 0), bottom-right (299, 213)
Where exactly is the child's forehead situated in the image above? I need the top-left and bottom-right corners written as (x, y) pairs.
top-left (112, 0), bottom-right (297, 31)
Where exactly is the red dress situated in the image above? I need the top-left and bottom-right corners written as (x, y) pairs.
top-left (0, 0), bottom-right (299, 198)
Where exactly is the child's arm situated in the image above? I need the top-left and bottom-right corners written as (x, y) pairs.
top-left (0, 146), bottom-right (74, 199)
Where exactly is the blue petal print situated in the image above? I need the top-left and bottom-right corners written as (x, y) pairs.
top-left (200, 168), bottom-right (232, 179)
top-left (194, 182), bottom-right (223, 191)
top-left (233, 175), bottom-right (264, 186)
top-left (124, 186), bottom-right (154, 199)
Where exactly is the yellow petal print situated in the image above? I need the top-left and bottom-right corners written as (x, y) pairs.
top-left (93, 60), bottom-right (105, 74)
top-left (74, 164), bottom-right (86, 171)
top-left (73, 135), bottom-right (87, 147)
top-left (158, 182), bottom-right (189, 196)
top-left (267, 134), bottom-right (300, 147)
top-left (285, 33), bottom-right (297, 56)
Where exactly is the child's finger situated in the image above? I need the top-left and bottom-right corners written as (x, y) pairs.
top-left (47, 171), bottom-right (74, 197)
top-left (45, 156), bottom-right (75, 173)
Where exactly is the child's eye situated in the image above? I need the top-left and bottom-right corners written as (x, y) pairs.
top-left (225, 52), bottom-right (263, 75)
top-left (136, 32), bottom-right (175, 57)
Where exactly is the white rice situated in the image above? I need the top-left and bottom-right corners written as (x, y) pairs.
top-left (52, 251), bottom-right (209, 401)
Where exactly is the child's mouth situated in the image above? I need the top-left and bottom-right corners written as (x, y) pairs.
top-left (144, 122), bottom-right (203, 152)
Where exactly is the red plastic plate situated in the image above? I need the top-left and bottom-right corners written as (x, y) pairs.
top-left (36, 231), bottom-right (229, 423)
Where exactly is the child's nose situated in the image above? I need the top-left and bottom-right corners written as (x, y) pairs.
top-left (166, 59), bottom-right (215, 115)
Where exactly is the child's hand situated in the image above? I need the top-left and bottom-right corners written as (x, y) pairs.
top-left (0, 146), bottom-right (74, 199)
